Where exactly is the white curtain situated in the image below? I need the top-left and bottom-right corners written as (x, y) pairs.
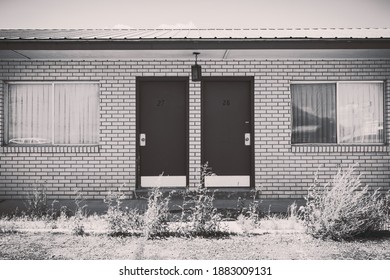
top-left (7, 83), bottom-right (99, 145)
top-left (291, 84), bottom-right (337, 143)
top-left (54, 83), bottom-right (99, 144)
top-left (338, 83), bottom-right (383, 143)
top-left (8, 84), bottom-right (52, 144)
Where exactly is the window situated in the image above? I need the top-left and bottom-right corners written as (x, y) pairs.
top-left (5, 82), bottom-right (99, 145)
top-left (338, 83), bottom-right (384, 143)
top-left (291, 82), bottom-right (384, 144)
top-left (291, 83), bottom-right (337, 143)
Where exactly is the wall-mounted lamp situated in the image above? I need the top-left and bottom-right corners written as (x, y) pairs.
top-left (191, 52), bottom-right (201, 82)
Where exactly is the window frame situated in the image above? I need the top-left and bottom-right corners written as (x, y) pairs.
top-left (290, 80), bottom-right (385, 146)
top-left (4, 81), bottom-right (100, 147)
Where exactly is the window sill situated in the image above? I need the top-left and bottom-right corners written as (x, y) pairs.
top-left (291, 145), bottom-right (389, 153)
top-left (0, 145), bottom-right (100, 153)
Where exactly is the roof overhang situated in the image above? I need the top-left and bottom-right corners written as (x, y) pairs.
top-left (1, 29), bottom-right (390, 60)
top-left (2, 49), bottom-right (390, 60)
top-left (1, 38), bottom-right (390, 50)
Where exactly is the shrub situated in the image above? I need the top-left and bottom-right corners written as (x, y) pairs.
top-left (104, 186), bottom-right (143, 236)
top-left (236, 186), bottom-right (263, 229)
top-left (71, 190), bottom-right (87, 236)
top-left (24, 181), bottom-right (48, 218)
top-left (178, 163), bottom-right (222, 237)
top-left (182, 187), bottom-right (221, 236)
top-left (143, 186), bottom-right (171, 239)
top-left (381, 191), bottom-right (390, 230)
top-left (303, 163), bottom-right (387, 240)
top-left (50, 206), bottom-right (69, 229)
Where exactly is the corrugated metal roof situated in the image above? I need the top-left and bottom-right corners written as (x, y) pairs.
top-left (1, 28), bottom-right (390, 40)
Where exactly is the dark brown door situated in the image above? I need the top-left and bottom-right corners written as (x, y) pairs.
top-left (202, 78), bottom-right (252, 187)
top-left (138, 78), bottom-right (187, 187)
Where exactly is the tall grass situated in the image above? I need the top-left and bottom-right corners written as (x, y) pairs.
top-left (236, 187), bottom-right (263, 233)
top-left (177, 163), bottom-right (223, 237)
top-left (24, 181), bottom-right (49, 218)
top-left (143, 185), bottom-right (171, 239)
top-left (70, 190), bottom-right (87, 235)
top-left (104, 185), bottom-right (143, 236)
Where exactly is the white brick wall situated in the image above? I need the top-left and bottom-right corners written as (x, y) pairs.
top-left (0, 59), bottom-right (389, 200)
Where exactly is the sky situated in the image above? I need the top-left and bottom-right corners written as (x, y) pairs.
top-left (0, 0), bottom-right (390, 29)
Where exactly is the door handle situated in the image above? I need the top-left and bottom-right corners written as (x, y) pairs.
top-left (245, 133), bottom-right (250, 146)
top-left (140, 133), bottom-right (146, 146)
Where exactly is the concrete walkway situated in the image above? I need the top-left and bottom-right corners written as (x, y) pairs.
top-left (6, 220), bottom-right (305, 235)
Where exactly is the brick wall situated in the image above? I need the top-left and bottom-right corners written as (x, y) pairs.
top-left (0, 59), bottom-right (389, 200)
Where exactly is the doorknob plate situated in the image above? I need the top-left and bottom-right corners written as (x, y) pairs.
top-left (140, 133), bottom-right (146, 146)
top-left (245, 133), bottom-right (250, 146)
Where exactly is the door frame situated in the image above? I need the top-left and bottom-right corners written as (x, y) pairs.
top-left (136, 77), bottom-right (189, 189)
top-left (201, 76), bottom-right (255, 188)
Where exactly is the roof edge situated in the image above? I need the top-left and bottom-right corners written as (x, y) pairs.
top-left (1, 38), bottom-right (390, 50)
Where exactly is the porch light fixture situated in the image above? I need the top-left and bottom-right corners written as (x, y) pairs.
top-left (191, 52), bottom-right (201, 81)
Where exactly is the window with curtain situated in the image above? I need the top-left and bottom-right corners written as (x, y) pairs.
top-left (338, 83), bottom-right (384, 144)
top-left (291, 84), bottom-right (337, 144)
top-left (6, 82), bottom-right (99, 145)
top-left (291, 82), bottom-right (384, 145)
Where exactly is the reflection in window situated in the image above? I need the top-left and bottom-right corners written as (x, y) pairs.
top-left (291, 84), bottom-right (336, 144)
top-left (291, 82), bottom-right (384, 144)
top-left (338, 83), bottom-right (383, 143)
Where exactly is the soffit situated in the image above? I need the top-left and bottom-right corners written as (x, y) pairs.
top-left (1, 49), bottom-right (390, 60)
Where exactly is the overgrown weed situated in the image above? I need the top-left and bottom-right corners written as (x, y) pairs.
top-left (71, 190), bottom-right (87, 236)
top-left (143, 185), bottom-right (170, 239)
top-left (303, 163), bottom-right (388, 240)
top-left (24, 181), bottom-right (49, 218)
top-left (176, 163), bottom-right (224, 237)
top-left (104, 184), bottom-right (143, 236)
top-left (236, 186), bottom-right (263, 233)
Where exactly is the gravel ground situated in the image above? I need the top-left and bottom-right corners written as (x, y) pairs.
top-left (1, 231), bottom-right (389, 260)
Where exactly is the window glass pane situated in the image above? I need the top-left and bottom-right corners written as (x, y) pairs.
top-left (8, 84), bottom-right (52, 144)
top-left (291, 84), bottom-right (337, 143)
top-left (338, 83), bottom-right (384, 143)
top-left (54, 83), bottom-right (99, 144)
